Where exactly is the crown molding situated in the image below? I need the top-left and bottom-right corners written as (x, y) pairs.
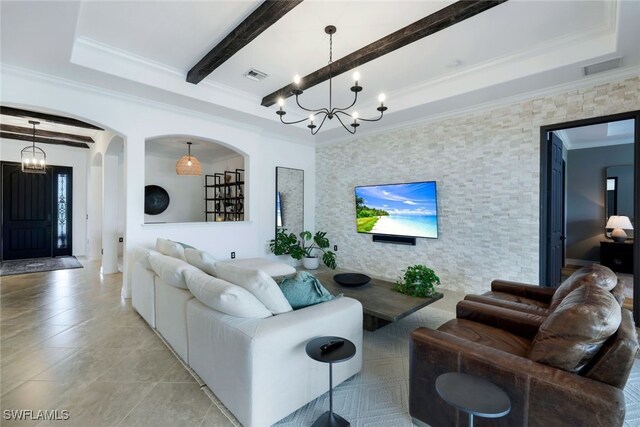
top-left (317, 65), bottom-right (640, 147)
top-left (72, 36), bottom-right (259, 106)
top-left (1, 64), bottom-right (304, 141)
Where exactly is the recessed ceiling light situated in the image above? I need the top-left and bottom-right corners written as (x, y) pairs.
top-left (244, 68), bottom-right (268, 81)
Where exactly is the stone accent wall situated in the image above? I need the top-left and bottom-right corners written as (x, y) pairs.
top-left (316, 76), bottom-right (640, 294)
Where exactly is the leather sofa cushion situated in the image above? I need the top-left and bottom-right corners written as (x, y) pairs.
top-left (148, 253), bottom-right (197, 290)
top-left (582, 308), bottom-right (639, 388)
top-left (156, 238), bottom-right (187, 261)
top-left (184, 268), bottom-right (272, 318)
top-left (437, 319), bottom-right (531, 357)
top-left (184, 248), bottom-right (218, 277)
top-left (529, 284), bottom-right (621, 373)
top-left (610, 280), bottom-right (626, 307)
top-left (479, 291), bottom-right (550, 310)
top-left (549, 264), bottom-right (617, 311)
top-left (215, 263), bottom-right (293, 315)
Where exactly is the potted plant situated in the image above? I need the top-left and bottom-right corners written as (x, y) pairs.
top-left (269, 229), bottom-right (337, 270)
top-left (269, 228), bottom-right (301, 265)
top-left (393, 264), bottom-right (440, 297)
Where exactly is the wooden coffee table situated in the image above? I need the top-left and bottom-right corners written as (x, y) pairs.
top-left (311, 269), bottom-right (443, 331)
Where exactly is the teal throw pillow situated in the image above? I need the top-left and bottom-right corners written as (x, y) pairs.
top-left (279, 271), bottom-right (335, 310)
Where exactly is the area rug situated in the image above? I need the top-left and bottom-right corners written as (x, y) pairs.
top-left (167, 302), bottom-right (640, 426)
top-left (0, 256), bottom-right (83, 276)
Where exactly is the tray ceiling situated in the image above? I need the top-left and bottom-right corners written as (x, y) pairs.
top-left (1, 0), bottom-right (638, 143)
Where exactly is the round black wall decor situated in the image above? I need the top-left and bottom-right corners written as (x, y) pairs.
top-left (145, 185), bottom-right (170, 215)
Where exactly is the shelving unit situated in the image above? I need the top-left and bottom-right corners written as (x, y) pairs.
top-left (205, 169), bottom-right (244, 222)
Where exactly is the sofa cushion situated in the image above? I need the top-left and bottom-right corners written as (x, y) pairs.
top-left (184, 248), bottom-right (217, 277)
top-left (148, 253), bottom-right (194, 290)
top-left (278, 272), bottom-right (335, 310)
top-left (549, 264), bottom-right (617, 311)
top-left (156, 238), bottom-right (187, 261)
top-left (216, 258), bottom-right (296, 277)
top-left (438, 318), bottom-right (531, 357)
top-left (478, 291), bottom-right (550, 310)
top-left (131, 247), bottom-right (160, 270)
top-left (215, 264), bottom-right (292, 315)
top-left (529, 284), bottom-right (621, 373)
top-left (184, 269), bottom-right (272, 318)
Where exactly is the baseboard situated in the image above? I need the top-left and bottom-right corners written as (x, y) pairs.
top-left (565, 259), bottom-right (594, 267)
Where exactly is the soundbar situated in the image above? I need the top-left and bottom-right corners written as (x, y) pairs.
top-left (372, 234), bottom-right (416, 245)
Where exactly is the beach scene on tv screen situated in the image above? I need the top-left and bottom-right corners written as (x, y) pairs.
top-left (355, 182), bottom-right (438, 238)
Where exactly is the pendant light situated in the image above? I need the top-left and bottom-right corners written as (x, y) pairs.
top-left (176, 142), bottom-right (202, 175)
top-left (21, 121), bottom-right (46, 174)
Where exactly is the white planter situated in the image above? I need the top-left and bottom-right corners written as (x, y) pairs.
top-left (303, 257), bottom-right (319, 270)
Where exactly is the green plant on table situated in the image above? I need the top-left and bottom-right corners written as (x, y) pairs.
top-left (393, 264), bottom-right (440, 297)
top-left (268, 229), bottom-right (337, 269)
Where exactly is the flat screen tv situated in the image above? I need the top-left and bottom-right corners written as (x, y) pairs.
top-left (355, 181), bottom-right (438, 239)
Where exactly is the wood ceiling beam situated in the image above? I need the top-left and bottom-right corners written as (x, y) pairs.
top-left (0, 106), bottom-right (104, 130)
top-left (261, 0), bottom-right (508, 107)
top-left (1, 132), bottom-right (90, 149)
top-left (187, 0), bottom-right (303, 84)
top-left (0, 124), bottom-right (95, 143)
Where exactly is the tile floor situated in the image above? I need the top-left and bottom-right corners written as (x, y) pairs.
top-left (1, 258), bottom-right (463, 426)
top-left (0, 259), bottom-right (232, 427)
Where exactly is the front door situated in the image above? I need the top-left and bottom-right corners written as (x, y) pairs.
top-left (1, 162), bottom-right (72, 260)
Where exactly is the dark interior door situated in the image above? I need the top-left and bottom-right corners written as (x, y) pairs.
top-left (547, 133), bottom-right (565, 287)
top-left (1, 162), bottom-right (53, 260)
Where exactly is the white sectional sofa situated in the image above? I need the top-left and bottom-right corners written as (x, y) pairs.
top-left (131, 242), bottom-right (363, 427)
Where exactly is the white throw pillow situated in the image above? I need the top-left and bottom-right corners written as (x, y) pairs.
top-left (216, 258), bottom-right (296, 277)
top-left (148, 253), bottom-right (195, 290)
top-left (215, 263), bottom-right (293, 315)
top-left (156, 238), bottom-right (186, 261)
top-left (184, 269), bottom-right (272, 318)
top-left (184, 248), bottom-right (217, 276)
top-left (131, 247), bottom-right (160, 270)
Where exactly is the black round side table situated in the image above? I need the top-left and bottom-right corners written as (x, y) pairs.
top-left (306, 336), bottom-right (356, 427)
top-left (435, 372), bottom-right (511, 427)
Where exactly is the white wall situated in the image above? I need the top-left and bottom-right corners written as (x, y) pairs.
top-left (0, 137), bottom-right (88, 257)
top-left (145, 153), bottom-right (205, 223)
top-left (87, 152), bottom-right (103, 260)
top-left (1, 69), bottom-right (315, 298)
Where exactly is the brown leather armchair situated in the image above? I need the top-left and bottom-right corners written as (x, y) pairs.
top-left (464, 264), bottom-right (625, 317)
top-left (409, 286), bottom-right (638, 427)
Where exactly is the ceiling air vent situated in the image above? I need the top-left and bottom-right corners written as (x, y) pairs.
top-left (583, 58), bottom-right (622, 76)
top-left (244, 68), bottom-right (268, 82)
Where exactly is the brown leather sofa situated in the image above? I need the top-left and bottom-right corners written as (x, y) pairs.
top-left (409, 269), bottom-right (638, 427)
top-left (464, 264), bottom-right (625, 317)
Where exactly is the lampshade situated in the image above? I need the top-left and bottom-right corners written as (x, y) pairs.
top-left (175, 142), bottom-right (202, 176)
top-left (606, 215), bottom-right (633, 230)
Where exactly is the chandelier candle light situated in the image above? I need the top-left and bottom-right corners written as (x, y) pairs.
top-left (21, 120), bottom-right (46, 174)
top-left (276, 25), bottom-right (387, 135)
top-left (175, 142), bottom-right (202, 176)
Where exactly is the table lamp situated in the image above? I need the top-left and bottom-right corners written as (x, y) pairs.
top-left (606, 215), bottom-right (633, 242)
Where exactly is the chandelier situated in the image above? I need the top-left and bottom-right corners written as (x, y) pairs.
top-left (21, 120), bottom-right (46, 174)
top-left (176, 142), bottom-right (202, 176)
top-left (276, 25), bottom-right (387, 135)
